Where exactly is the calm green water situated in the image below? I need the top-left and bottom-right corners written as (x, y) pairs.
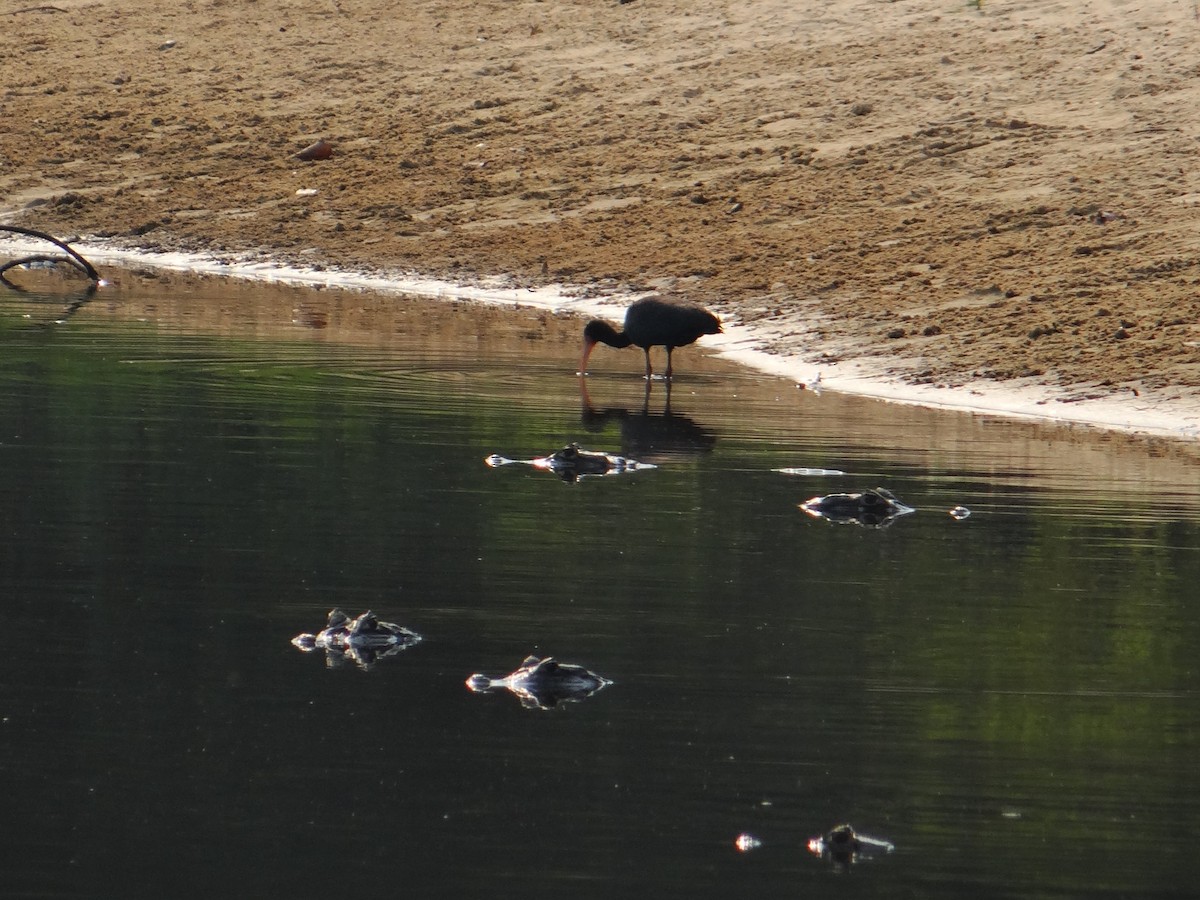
top-left (2, 275), bottom-right (1200, 898)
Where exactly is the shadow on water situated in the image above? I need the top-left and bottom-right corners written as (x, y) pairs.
top-left (3, 269), bottom-right (1200, 898)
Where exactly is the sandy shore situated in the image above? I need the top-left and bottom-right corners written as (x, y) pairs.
top-left (4, 0), bottom-right (1200, 440)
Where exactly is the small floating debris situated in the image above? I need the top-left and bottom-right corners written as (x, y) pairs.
top-left (807, 824), bottom-right (894, 867)
top-left (775, 467), bottom-right (846, 477)
top-left (291, 608), bottom-right (421, 670)
top-left (486, 443), bottom-right (655, 483)
top-left (734, 833), bottom-right (762, 853)
top-left (800, 487), bottom-right (915, 529)
top-left (466, 655), bottom-right (611, 710)
top-left (295, 188), bottom-right (319, 197)
top-left (949, 505), bottom-right (972, 520)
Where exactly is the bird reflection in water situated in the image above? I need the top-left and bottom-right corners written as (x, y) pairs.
top-left (484, 367), bottom-right (716, 484)
top-left (578, 377), bottom-right (716, 465)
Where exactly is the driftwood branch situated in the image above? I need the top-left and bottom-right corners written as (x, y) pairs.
top-left (0, 224), bottom-right (101, 283)
top-left (0, 254), bottom-right (67, 278)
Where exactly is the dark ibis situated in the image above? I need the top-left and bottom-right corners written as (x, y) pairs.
top-left (580, 296), bottom-right (721, 379)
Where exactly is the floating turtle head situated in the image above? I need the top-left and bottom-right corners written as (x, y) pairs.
top-left (291, 633), bottom-right (318, 651)
top-left (465, 673), bottom-right (495, 692)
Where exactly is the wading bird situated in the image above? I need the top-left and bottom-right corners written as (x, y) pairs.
top-left (580, 297), bottom-right (721, 380)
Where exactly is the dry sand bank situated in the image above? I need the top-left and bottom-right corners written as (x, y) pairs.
top-left (4, 0), bottom-right (1200, 439)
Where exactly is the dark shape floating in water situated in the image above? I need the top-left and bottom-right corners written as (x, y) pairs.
top-left (807, 824), bottom-right (894, 868)
top-left (466, 655), bottom-right (612, 709)
top-left (485, 443), bottom-right (655, 483)
top-left (580, 296), bottom-right (721, 380)
top-left (292, 608), bottom-right (421, 670)
top-left (0, 224), bottom-right (102, 286)
top-left (800, 487), bottom-right (915, 529)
